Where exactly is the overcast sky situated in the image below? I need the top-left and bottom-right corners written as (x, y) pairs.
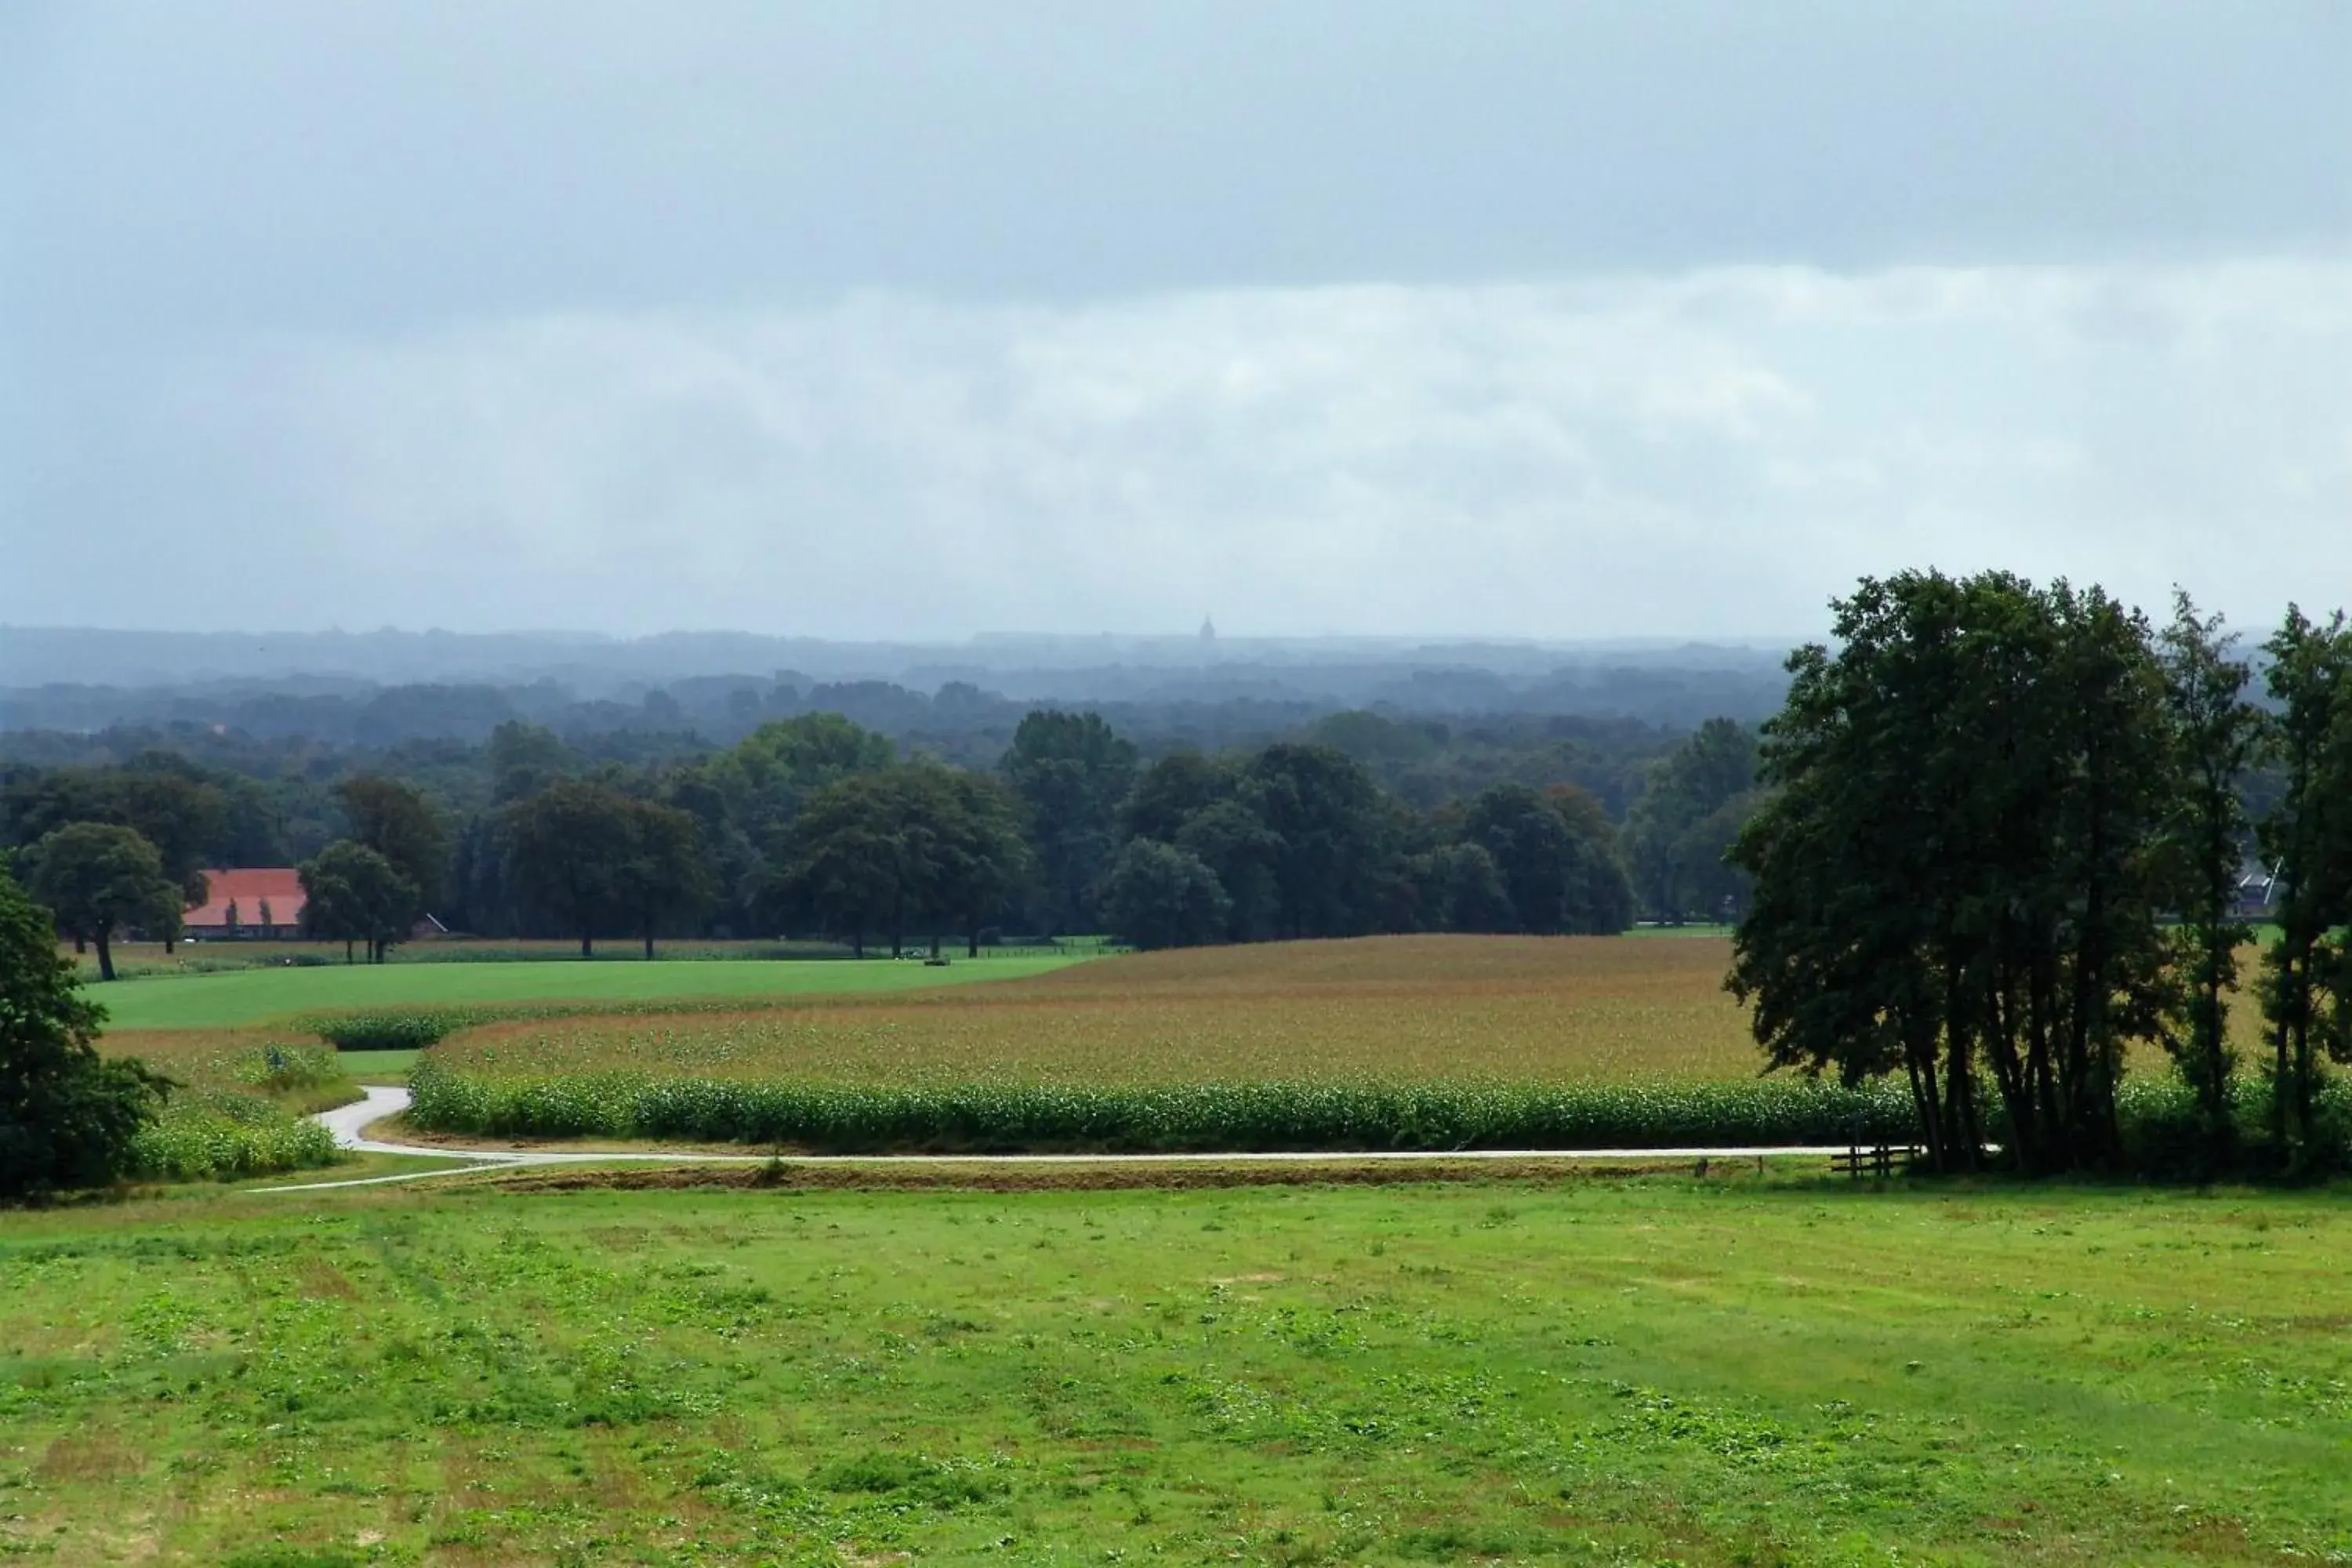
top-left (5, 2), bottom-right (2349, 641)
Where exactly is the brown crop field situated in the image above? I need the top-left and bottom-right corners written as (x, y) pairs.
top-left (439, 934), bottom-right (1762, 1085)
top-left (407, 934), bottom-right (2241, 1152)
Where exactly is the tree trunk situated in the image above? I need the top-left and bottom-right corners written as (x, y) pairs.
top-left (345, 938), bottom-right (355, 964)
top-left (164, 935), bottom-right (176, 955)
top-left (967, 924), bottom-right (981, 959)
top-left (644, 927), bottom-right (656, 961)
top-left (580, 930), bottom-right (594, 960)
top-left (74, 932), bottom-right (86, 954)
top-left (95, 929), bottom-right (117, 982)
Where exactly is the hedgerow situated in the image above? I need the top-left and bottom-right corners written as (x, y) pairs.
top-left (302, 1010), bottom-right (469, 1051)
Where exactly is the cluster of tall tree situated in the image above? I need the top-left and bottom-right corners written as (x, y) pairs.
top-left (1100, 742), bottom-right (1635, 947)
top-left (1730, 572), bottom-right (2352, 1176)
top-left (1, 760), bottom-right (230, 978)
top-left (296, 775), bottom-right (452, 963)
top-left (772, 767), bottom-right (1030, 957)
top-left (445, 709), bottom-right (1649, 954)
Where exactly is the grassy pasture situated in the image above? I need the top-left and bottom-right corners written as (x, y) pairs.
top-left (84, 952), bottom-right (1089, 1031)
top-left (2, 1175), bottom-right (2347, 1563)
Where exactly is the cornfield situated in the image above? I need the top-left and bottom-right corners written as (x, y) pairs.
top-left (408, 1062), bottom-right (1914, 1150)
top-left (102, 1030), bottom-right (353, 1181)
top-left (131, 1090), bottom-right (342, 1181)
top-left (412, 936), bottom-right (1926, 1150)
top-left (405, 935), bottom-right (2287, 1156)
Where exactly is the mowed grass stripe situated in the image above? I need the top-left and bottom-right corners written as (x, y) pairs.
top-left (87, 953), bottom-right (1087, 1030)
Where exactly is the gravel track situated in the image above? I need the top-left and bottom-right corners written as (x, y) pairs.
top-left (257, 1086), bottom-right (1857, 1192)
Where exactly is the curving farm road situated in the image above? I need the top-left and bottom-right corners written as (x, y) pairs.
top-left (259, 1087), bottom-right (1859, 1192)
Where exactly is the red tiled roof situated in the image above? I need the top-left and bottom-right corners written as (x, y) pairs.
top-left (187, 868), bottom-right (307, 929)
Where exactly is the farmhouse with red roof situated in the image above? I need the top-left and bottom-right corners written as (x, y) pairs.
top-left (184, 868), bottom-right (307, 940)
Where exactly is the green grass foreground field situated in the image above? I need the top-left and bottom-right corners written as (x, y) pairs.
top-left (88, 953), bottom-right (1088, 1030)
top-left (2, 1175), bottom-right (2347, 1565)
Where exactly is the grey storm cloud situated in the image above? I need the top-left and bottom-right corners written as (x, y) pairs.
top-left (4, 2), bottom-right (2350, 637)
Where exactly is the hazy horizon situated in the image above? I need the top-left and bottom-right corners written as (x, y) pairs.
top-left (7, 4), bottom-right (2348, 641)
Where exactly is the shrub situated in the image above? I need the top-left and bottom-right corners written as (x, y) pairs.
top-left (303, 1010), bottom-right (466, 1051)
top-left (129, 1091), bottom-right (342, 1181)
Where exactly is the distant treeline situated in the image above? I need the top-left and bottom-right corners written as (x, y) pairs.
top-left (0, 703), bottom-right (1763, 973)
top-left (0, 651), bottom-right (1791, 750)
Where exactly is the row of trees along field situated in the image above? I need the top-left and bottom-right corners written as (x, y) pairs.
top-left (2, 706), bottom-right (1762, 961)
top-left (1731, 572), bottom-right (2352, 1178)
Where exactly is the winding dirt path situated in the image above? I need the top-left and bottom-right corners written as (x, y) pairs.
top-left (257, 1086), bottom-right (1856, 1193)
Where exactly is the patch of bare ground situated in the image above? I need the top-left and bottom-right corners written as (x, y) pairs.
top-left (368, 1116), bottom-right (762, 1156)
top-left (33, 1432), bottom-right (143, 1484)
top-left (295, 1257), bottom-right (358, 1300)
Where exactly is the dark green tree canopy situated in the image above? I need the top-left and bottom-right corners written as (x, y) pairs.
top-left (1728, 570), bottom-right (2180, 1175)
top-left (20, 822), bottom-right (185, 982)
top-left (2253, 605), bottom-right (2352, 1166)
top-left (503, 780), bottom-right (641, 957)
top-left (0, 760), bottom-right (229, 908)
top-left (1239, 743), bottom-right (1390, 940)
top-left (2155, 591), bottom-right (2266, 1171)
top-left (777, 765), bottom-right (1030, 957)
top-left (1461, 782), bottom-right (1634, 935)
top-left (299, 840), bottom-right (422, 964)
top-left (1098, 838), bottom-right (1231, 950)
top-left (487, 721), bottom-right (578, 806)
top-left (336, 774), bottom-right (449, 909)
top-left (1120, 751), bottom-right (1225, 845)
top-left (1004, 710), bottom-right (1137, 935)
top-left (1409, 840), bottom-right (1516, 934)
top-left (612, 796), bottom-right (716, 960)
top-left (1624, 717), bottom-right (1758, 924)
top-left (1, 861), bottom-right (169, 1200)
